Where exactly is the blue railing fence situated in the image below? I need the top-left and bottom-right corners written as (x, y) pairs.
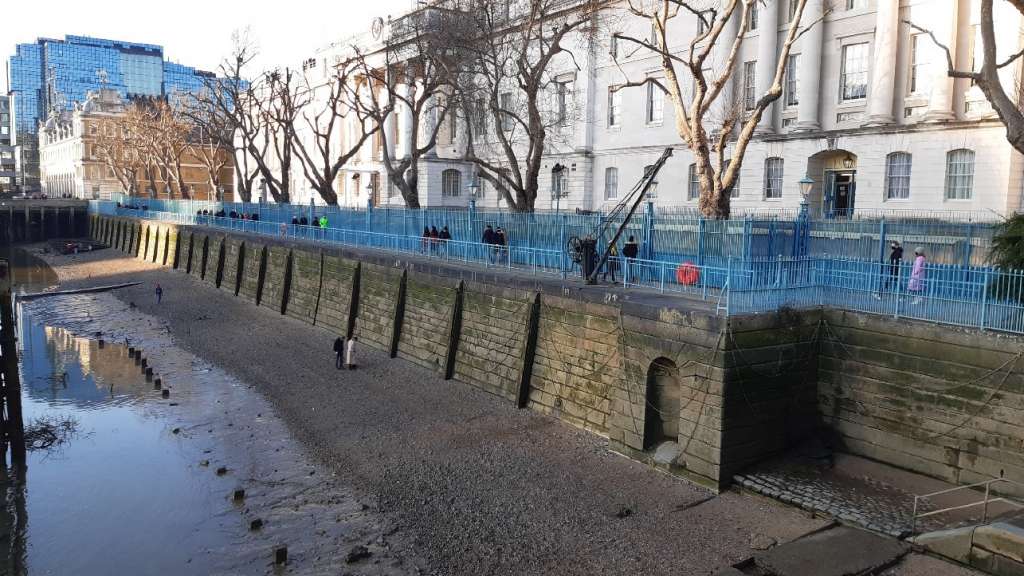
top-left (94, 199), bottom-right (1024, 336)
top-left (109, 195), bottom-right (999, 268)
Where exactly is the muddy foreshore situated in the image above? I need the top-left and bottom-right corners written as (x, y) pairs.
top-left (22, 245), bottom-right (976, 576)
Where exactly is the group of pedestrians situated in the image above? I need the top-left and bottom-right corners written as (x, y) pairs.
top-left (421, 225), bottom-right (452, 254)
top-left (332, 336), bottom-right (358, 370)
top-left (290, 215), bottom-right (329, 228)
top-left (196, 209), bottom-right (260, 221)
top-left (481, 225), bottom-right (509, 263)
top-left (876, 240), bottom-right (928, 304)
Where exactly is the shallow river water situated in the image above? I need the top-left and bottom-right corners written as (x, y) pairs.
top-left (0, 250), bottom-right (412, 575)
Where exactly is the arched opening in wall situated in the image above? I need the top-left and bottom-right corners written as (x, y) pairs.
top-left (643, 357), bottom-right (680, 451)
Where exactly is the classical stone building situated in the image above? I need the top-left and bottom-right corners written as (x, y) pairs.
top-left (0, 95), bottom-right (15, 195)
top-left (255, 0), bottom-right (1024, 218)
top-left (38, 89), bottom-right (234, 201)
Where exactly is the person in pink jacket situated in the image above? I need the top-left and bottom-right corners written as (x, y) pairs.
top-left (908, 247), bottom-right (927, 304)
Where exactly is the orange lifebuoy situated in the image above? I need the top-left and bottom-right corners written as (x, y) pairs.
top-left (676, 262), bottom-right (700, 285)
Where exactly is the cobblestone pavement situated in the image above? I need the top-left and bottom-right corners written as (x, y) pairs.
top-left (733, 451), bottom-right (1001, 539)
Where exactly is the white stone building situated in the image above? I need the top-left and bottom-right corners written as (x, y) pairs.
top-left (262, 0), bottom-right (1024, 218)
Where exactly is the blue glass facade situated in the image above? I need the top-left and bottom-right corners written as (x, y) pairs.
top-left (6, 35), bottom-right (215, 191)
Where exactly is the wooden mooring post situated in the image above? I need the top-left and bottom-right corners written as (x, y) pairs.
top-left (0, 285), bottom-right (25, 466)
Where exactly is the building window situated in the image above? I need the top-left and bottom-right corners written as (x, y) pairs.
top-left (884, 152), bottom-right (912, 200)
top-left (552, 167), bottom-right (568, 199)
top-left (747, 1), bottom-right (759, 31)
top-left (764, 157), bottom-right (783, 199)
top-left (646, 80), bottom-right (665, 123)
top-left (944, 149), bottom-right (974, 200)
top-left (909, 34), bottom-right (932, 95)
top-left (449, 109), bottom-right (458, 143)
top-left (605, 167), bottom-right (618, 200)
top-left (846, 0), bottom-right (866, 9)
top-left (788, 0), bottom-right (800, 21)
top-left (650, 20), bottom-right (659, 47)
top-left (643, 164), bottom-right (659, 199)
top-left (743, 61), bottom-right (757, 111)
top-left (610, 33), bottom-right (620, 60)
top-left (473, 99), bottom-right (487, 134)
top-left (785, 54), bottom-right (800, 107)
top-left (553, 80), bottom-right (571, 125)
top-left (840, 43), bottom-right (869, 101)
top-left (442, 169), bottom-right (461, 197)
top-left (500, 92), bottom-right (514, 131)
top-left (608, 87), bottom-right (622, 127)
top-left (697, 10), bottom-right (713, 34)
top-left (688, 163), bottom-right (700, 200)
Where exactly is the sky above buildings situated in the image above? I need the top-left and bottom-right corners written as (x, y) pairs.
top-left (1, 0), bottom-right (416, 91)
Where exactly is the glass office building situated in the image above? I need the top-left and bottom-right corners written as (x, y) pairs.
top-left (6, 35), bottom-right (215, 192)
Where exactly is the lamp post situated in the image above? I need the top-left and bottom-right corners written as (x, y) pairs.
top-left (797, 174), bottom-right (814, 258)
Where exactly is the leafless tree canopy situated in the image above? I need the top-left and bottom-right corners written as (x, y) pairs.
top-left (909, 0), bottom-right (1024, 157)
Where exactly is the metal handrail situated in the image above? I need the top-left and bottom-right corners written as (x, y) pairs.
top-left (911, 476), bottom-right (1024, 535)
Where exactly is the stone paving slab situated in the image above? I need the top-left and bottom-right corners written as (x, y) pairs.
top-left (755, 527), bottom-right (909, 576)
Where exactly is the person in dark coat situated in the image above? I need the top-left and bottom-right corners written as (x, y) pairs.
top-left (482, 225), bottom-right (496, 263)
top-left (292, 216), bottom-right (300, 226)
top-left (421, 227), bottom-right (431, 253)
top-left (622, 236), bottom-right (639, 282)
top-left (333, 336), bottom-right (345, 369)
top-left (299, 216), bottom-right (308, 226)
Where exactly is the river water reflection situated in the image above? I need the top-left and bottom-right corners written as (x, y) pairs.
top-left (0, 251), bottom-right (410, 575)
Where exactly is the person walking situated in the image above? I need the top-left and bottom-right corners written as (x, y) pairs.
top-left (603, 242), bottom-right (619, 283)
top-left (155, 283), bottom-right (163, 304)
top-left (495, 227), bottom-right (507, 263)
top-left (429, 226), bottom-right (440, 254)
top-left (421, 226), bottom-right (431, 254)
top-left (345, 337), bottom-right (358, 370)
top-left (319, 215), bottom-right (328, 229)
top-left (439, 226), bottom-right (451, 257)
top-left (886, 241), bottom-right (903, 292)
top-left (482, 225), bottom-right (496, 263)
top-left (333, 336), bottom-right (345, 369)
top-left (908, 247), bottom-right (927, 304)
top-left (623, 236), bottom-right (639, 282)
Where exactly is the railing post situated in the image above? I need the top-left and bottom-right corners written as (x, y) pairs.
top-left (965, 221), bottom-right (975, 266)
top-left (726, 256), bottom-right (733, 316)
top-left (697, 218), bottom-right (707, 266)
top-left (878, 218), bottom-right (887, 264)
top-left (559, 214), bottom-right (567, 279)
top-left (366, 197), bottom-right (373, 232)
top-left (642, 201), bottom-right (655, 260)
top-left (980, 268), bottom-right (989, 330)
top-left (742, 215), bottom-right (753, 261)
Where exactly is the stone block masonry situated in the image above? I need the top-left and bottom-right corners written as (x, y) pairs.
top-left (93, 215), bottom-right (1024, 495)
top-left (204, 235), bottom-right (225, 288)
top-left (819, 310), bottom-right (1024, 495)
top-left (396, 277), bottom-right (459, 373)
top-left (260, 245), bottom-right (291, 314)
top-left (315, 254), bottom-right (358, 338)
top-left (154, 226), bottom-right (167, 265)
top-left (165, 227), bottom-right (179, 269)
top-left (145, 224), bottom-right (159, 263)
top-left (530, 297), bottom-right (622, 436)
top-left (285, 249), bottom-right (322, 325)
top-left (238, 242), bottom-right (266, 305)
top-left (137, 224), bottom-right (149, 260)
top-left (189, 233), bottom-right (208, 282)
top-left (220, 237), bottom-right (244, 296)
top-left (176, 229), bottom-right (193, 272)
top-left (452, 286), bottom-right (533, 401)
top-left (354, 263), bottom-right (403, 353)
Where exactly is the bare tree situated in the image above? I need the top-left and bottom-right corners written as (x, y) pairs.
top-left (179, 89), bottom-right (235, 201)
top-left (91, 114), bottom-right (141, 194)
top-left (908, 0), bottom-right (1024, 155)
top-left (618, 0), bottom-right (822, 219)
top-left (291, 59), bottom-right (375, 205)
top-left (208, 31), bottom-right (263, 202)
top-left (352, 8), bottom-right (460, 209)
top-left (453, 0), bottom-right (603, 212)
top-left (252, 67), bottom-right (306, 204)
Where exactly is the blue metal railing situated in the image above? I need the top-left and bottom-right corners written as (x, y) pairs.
top-left (106, 195), bottom-right (1000, 267)
top-left (93, 201), bottom-right (1024, 335)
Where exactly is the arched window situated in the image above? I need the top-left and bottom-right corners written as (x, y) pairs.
top-left (885, 152), bottom-right (912, 200)
top-left (441, 169), bottom-right (461, 197)
top-left (764, 157), bottom-right (784, 199)
top-left (604, 167), bottom-right (618, 200)
top-left (944, 149), bottom-right (974, 200)
top-left (688, 163), bottom-right (700, 200)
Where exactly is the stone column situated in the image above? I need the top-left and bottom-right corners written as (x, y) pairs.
top-left (381, 93), bottom-right (395, 160)
top-left (794, 0), bottom-right (824, 130)
top-left (924, 0), bottom-right (959, 122)
top-left (864, 0), bottom-right (900, 125)
top-left (423, 90), bottom-right (438, 159)
top-left (755, 0), bottom-right (780, 132)
top-left (398, 84), bottom-right (413, 159)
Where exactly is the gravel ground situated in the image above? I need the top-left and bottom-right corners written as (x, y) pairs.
top-left (30, 246), bottom-right (980, 576)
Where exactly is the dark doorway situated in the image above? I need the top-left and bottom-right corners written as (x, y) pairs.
top-left (824, 170), bottom-right (856, 219)
top-left (643, 358), bottom-right (680, 451)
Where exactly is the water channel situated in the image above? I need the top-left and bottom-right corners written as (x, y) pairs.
top-left (0, 248), bottom-right (411, 575)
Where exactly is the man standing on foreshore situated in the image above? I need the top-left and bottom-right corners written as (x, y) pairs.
top-left (333, 336), bottom-right (345, 369)
top-left (155, 284), bottom-right (163, 304)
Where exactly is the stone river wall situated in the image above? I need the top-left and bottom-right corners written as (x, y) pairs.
top-left (90, 215), bottom-right (1024, 494)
